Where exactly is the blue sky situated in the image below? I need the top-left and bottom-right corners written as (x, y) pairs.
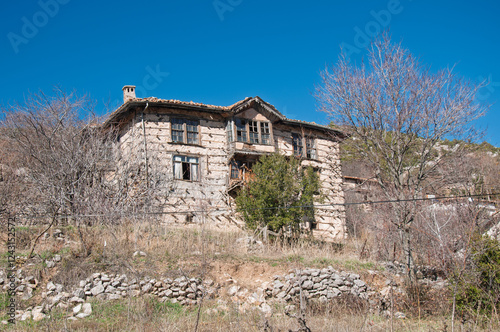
top-left (1, 0), bottom-right (499, 145)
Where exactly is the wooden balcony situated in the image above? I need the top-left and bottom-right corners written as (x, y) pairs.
top-left (227, 162), bottom-right (254, 194)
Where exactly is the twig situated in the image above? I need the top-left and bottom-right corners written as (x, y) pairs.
top-left (28, 215), bottom-right (56, 258)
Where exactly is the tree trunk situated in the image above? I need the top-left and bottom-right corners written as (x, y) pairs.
top-left (28, 215), bottom-right (57, 258)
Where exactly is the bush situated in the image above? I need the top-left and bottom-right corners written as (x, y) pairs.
top-left (235, 153), bottom-right (320, 237)
top-left (454, 234), bottom-right (500, 317)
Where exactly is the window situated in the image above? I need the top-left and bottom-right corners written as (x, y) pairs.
top-left (306, 137), bottom-right (317, 159)
top-left (249, 121), bottom-right (259, 144)
top-left (236, 118), bottom-right (247, 142)
top-left (171, 118), bottom-right (199, 144)
top-left (260, 122), bottom-right (270, 144)
top-left (230, 160), bottom-right (242, 179)
top-left (186, 120), bottom-right (199, 144)
top-left (292, 134), bottom-right (317, 159)
top-left (229, 160), bottom-right (255, 181)
top-left (173, 155), bottom-right (199, 181)
top-left (232, 118), bottom-right (272, 145)
top-left (226, 121), bottom-right (233, 143)
top-left (292, 133), bottom-right (303, 157)
top-left (171, 118), bottom-right (184, 143)
top-left (310, 220), bottom-right (318, 230)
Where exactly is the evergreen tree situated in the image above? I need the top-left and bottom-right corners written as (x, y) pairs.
top-left (235, 153), bottom-right (320, 237)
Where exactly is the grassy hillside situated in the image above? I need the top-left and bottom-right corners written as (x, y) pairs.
top-left (1, 221), bottom-right (497, 331)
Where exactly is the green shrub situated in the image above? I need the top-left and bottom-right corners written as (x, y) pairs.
top-left (235, 153), bottom-right (320, 237)
top-left (454, 234), bottom-right (500, 316)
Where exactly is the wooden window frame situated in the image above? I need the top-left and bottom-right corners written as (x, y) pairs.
top-left (170, 118), bottom-right (200, 145)
top-left (260, 122), bottom-right (271, 145)
top-left (248, 120), bottom-right (259, 144)
top-left (232, 118), bottom-right (272, 145)
top-left (306, 136), bottom-right (317, 159)
top-left (292, 133), bottom-right (304, 157)
top-left (173, 155), bottom-right (200, 181)
top-left (235, 118), bottom-right (247, 143)
top-left (230, 160), bottom-right (242, 179)
top-left (292, 133), bottom-right (317, 160)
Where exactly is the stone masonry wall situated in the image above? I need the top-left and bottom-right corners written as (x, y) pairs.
top-left (115, 105), bottom-right (346, 239)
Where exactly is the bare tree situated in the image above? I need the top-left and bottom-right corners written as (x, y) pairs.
top-left (439, 147), bottom-right (500, 199)
top-left (0, 136), bottom-right (25, 216)
top-left (316, 33), bottom-right (489, 282)
top-left (0, 89), bottom-right (164, 256)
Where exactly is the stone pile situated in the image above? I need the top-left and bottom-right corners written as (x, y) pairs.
top-left (3, 266), bottom-right (379, 323)
top-left (4, 272), bottom-right (218, 323)
top-left (45, 254), bottom-right (61, 269)
top-left (223, 284), bottom-right (271, 314)
top-left (263, 267), bottom-right (374, 303)
top-left (382, 261), bottom-right (445, 281)
top-left (12, 302), bottom-right (93, 322)
top-left (74, 273), bottom-right (216, 305)
top-left (3, 269), bottom-right (93, 323)
top-left (16, 305), bottom-right (50, 322)
top-left (0, 270), bottom-right (39, 301)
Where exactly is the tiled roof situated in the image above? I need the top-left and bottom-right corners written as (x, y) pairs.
top-left (102, 96), bottom-right (345, 137)
top-left (130, 97), bottom-right (252, 111)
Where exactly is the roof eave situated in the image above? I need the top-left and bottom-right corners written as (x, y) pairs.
top-left (280, 118), bottom-right (347, 139)
top-left (102, 97), bottom-right (347, 139)
top-left (103, 100), bottom-right (232, 128)
top-left (231, 96), bottom-right (286, 121)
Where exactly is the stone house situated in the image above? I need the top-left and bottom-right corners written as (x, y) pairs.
top-left (103, 86), bottom-right (347, 240)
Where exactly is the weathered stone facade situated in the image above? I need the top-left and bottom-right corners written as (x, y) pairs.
top-left (103, 86), bottom-right (346, 240)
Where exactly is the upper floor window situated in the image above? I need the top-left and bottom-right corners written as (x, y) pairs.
top-left (226, 121), bottom-right (234, 142)
top-left (232, 118), bottom-right (272, 145)
top-left (306, 137), bottom-right (317, 159)
top-left (260, 122), bottom-right (270, 144)
top-left (292, 133), bottom-right (317, 159)
top-left (236, 118), bottom-right (247, 142)
top-left (292, 133), bottom-right (303, 157)
top-left (249, 121), bottom-right (259, 143)
top-left (173, 155), bottom-right (199, 181)
top-left (171, 118), bottom-right (199, 144)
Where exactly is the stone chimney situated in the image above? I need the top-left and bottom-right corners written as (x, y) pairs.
top-left (122, 85), bottom-right (136, 103)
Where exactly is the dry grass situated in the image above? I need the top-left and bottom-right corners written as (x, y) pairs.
top-left (2, 296), bottom-right (481, 332)
top-left (1, 219), bottom-right (499, 331)
top-left (27, 219), bottom-right (381, 284)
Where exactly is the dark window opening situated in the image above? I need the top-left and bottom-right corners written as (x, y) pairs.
top-left (173, 155), bottom-right (199, 181)
top-left (186, 120), bottom-right (198, 144)
top-left (182, 162), bottom-right (190, 180)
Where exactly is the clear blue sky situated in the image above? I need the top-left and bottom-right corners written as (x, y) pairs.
top-left (1, 0), bottom-right (499, 145)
